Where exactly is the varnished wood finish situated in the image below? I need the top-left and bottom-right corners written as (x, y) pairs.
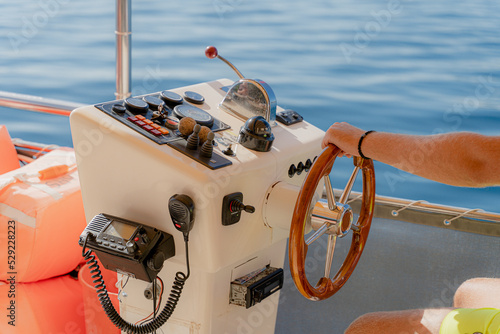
top-left (289, 144), bottom-right (375, 301)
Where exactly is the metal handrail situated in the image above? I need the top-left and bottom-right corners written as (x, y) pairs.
top-left (329, 189), bottom-right (500, 237)
top-left (0, 90), bottom-right (83, 116)
top-left (115, 0), bottom-right (131, 100)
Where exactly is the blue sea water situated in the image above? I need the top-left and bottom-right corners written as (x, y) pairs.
top-left (0, 0), bottom-right (499, 212)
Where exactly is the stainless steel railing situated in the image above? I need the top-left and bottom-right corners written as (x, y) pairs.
top-left (329, 189), bottom-right (500, 237)
top-left (0, 90), bottom-right (83, 116)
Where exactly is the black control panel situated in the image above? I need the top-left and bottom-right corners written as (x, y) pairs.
top-left (95, 90), bottom-right (230, 146)
top-left (96, 90), bottom-right (233, 170)
top-left (79, 213), bottom-right (175, 282)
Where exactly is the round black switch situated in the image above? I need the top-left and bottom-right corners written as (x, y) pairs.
top-left (112, 104), bottom-right (126, 114)
top-left (125, 98), bottom-right (149, 114)
top-left (184, 91), bottom-right (205, 105)
top-left (142, 95), bottom-right (164, 110)
top-left (160, 90), bottom-right (183, 108)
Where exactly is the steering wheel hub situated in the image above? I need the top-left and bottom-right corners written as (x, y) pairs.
top-left (310, 203), bottom-right (354, 237)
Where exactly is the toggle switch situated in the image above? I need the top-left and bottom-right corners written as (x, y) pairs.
top-left (222, 192), bottom-right (255, 226)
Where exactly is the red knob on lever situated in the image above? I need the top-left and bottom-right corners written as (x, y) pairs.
top-left (204, 45), bottom-right (245, 79)
top-left (205, 46), bottom-right (218, 59)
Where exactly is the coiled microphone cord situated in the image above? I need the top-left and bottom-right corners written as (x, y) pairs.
top-left (82, 235), bottom-right (190, 334)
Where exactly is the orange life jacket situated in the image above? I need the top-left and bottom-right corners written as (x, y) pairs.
top-left (0, 128), bottom-right (87, 283)
top-left (0, 125), bottom-right (20, 174)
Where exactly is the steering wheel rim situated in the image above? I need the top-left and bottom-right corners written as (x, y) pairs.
top-left (289, 144), bottom-right (375, 301)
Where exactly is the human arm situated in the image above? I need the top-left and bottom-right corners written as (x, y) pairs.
top-left (322, 122), bottom-right (500, 187)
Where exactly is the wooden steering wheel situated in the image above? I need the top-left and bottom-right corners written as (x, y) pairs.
top-left (289, 144), bottom-right (375, 301)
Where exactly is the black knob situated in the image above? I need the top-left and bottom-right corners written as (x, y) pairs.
top-left (305, 159), bottom-right (312, 171)
top-left (147, 251), bottom-right (165, 271)
top-left (125, 98), bottom-right (149, 114)
top-left (296, 162), bottom-right (304, 175)
top-left (125, 240), bottom-right (136, 253)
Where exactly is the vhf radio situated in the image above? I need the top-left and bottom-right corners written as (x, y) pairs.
top-left (78, 195), bottom-right (195, 333)
top-left (78, 213), bottom-right (175, 282)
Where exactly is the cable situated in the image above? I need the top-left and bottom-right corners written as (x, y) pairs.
top-left (153, 277), bottom-right (157, 334)
top-left (82, 235), bottom-right (190, 334)
top-left (136, 277), bottom-right (164, 326)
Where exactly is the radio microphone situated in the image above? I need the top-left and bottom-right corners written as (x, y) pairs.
top-left (169, 194), bottom-right (195, 241)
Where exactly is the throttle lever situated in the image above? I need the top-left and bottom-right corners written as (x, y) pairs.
top-left (205, 46), bottom-right (245, 79)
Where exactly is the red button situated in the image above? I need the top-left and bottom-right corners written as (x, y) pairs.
top-left (150, 129), bottom-right (162, 136)
top-left (128, 116), bottom-right (138, 122)
top-left (143, 125), bottom-right (154, 132)
top-left (134, 237), bottom-right (139, 242)
top-left (135, 120), bottom-right (146, 127)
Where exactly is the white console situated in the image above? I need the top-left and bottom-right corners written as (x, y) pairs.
top-left (70, 78), bottom-right (324, 334)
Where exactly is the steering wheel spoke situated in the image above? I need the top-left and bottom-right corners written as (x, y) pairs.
top-left (323, 175), bottom-right (338, 210)
top-left (339, 166), bottom-right (360, 204)
top-left (324, 234), bottom-right (337, 278)
top-left (305, 222), bottom-right (330, 245)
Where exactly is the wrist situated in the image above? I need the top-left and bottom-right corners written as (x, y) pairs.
top-left (358, 130), bottom-right (376, 159)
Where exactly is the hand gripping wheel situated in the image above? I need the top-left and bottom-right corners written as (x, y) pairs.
top-left (289, 144), bottom-right (375, 301)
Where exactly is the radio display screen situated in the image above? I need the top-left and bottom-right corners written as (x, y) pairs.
top-left (105, 220), bottom-right (137, 240)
